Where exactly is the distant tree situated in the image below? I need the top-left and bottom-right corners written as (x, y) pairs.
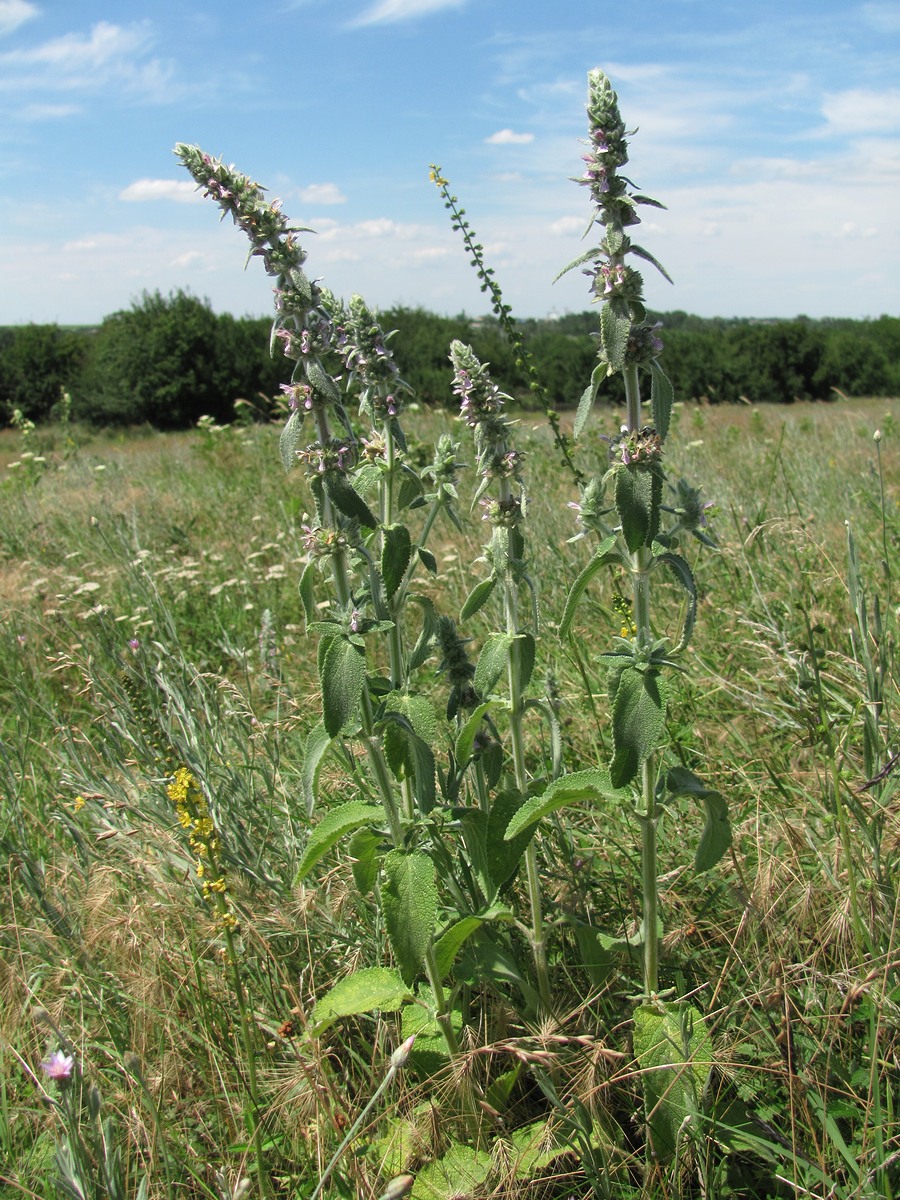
top-left (0, 324), bottom-right (87, 424)
top-left (73, 290), bottom-right (227, 427)
top-left (379, 307), bottom-right (473, 404)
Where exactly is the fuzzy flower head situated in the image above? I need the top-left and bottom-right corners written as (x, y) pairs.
top-left (449, 340), bottom-right (515, 474)
top-left (578, 70), bottom-right (634, 227)
top-left (332, 294), bottom-right (406, 421)
top-left (175, 145), bottom-right (306, 278)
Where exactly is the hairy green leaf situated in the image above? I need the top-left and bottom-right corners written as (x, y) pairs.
top-left (278, 410), bottom-right (302, 472)
top-left (348, 826), bottom-right (383, 895)
top-left (573, 362), bottom-right (607, 438)
top-left (649, 359), bottom-right (674, 443)
top-left (382, 850), bottom-right (438, 985)
top-left (310, 967), bottom-right (411, 1034)
top-left (454, 701), bottom-right (493, 767)
top-left (504, 768), bottom-right (623, 840)
top-left (474, 633), bottom-right (514, 697)
top-left (609, 665), bottom-right (666, 788)
top-left (460, 577), bottom-right (495, 621)
top-left (300, 722), bottom-right (331, 817)
top-left (615, 464), bottom-right (662, 553)
top-left (559, 535), bottom-right (618, 638)
top-left (600, 304), bottom-right (631, 373)
top-left (323, 470), bottom-right (377, 528)
top-left (667, 766), bottom-right (731, 871)
top-left (319, 635), bottom-right (366, 737)
top-left (295, 800), bottom-right (381, 881)
top-left (382, 524), bottom-right (412, 598)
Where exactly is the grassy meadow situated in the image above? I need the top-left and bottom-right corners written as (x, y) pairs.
top-left (1, 394), bottom-right (899, 1199)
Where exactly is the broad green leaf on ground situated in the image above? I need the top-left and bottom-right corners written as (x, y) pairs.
top-left (633, 1003), bottom-right (712, 1161)
top-left (310, 967), bottom-right (411, 1034)
top-left (411, 1142), bottom-right (491, 1200)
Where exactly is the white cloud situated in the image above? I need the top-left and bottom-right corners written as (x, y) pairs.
top-left (821, 88), bottom-right (900, 135)
top-left (0, 0), bottom-right (37, 37)
top-left (119, 179), bottom-right (203, 203)
top-left (485, 128), bottom-right (534, 145)
top-left (0, 20), bottom-right (150, 70)
top-left (350, 0), bottom-right (466, 27)
top-left (19, 102), bottom-right (79, 120)
top-left (548, 215), bottom-right (585, 237)
top-left (0, 20), bottom-right (176, 102)
top-left (298, 182), bottom-right (347, 205)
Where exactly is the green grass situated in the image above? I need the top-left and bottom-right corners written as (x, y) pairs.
top-left (1, 396), bottom-right (899, 1199)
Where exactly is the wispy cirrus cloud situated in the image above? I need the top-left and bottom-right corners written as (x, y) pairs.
top-left (119, 179), bottom-right (203, 203)
top-left (349, 0), bottom-right (467, 28)
top-left (485, 128), bottom-right (534, 145)
top-left (0, 20), bottom-right (177, 102)
top-left (0, 0), bottom-right (37, 37)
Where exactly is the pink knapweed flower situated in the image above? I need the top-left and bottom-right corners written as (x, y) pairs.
top-left (41, 1050), bottom-right (74, 1081)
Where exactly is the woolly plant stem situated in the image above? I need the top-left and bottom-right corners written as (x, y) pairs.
top-left (624, 362), bottom-right (660, 998)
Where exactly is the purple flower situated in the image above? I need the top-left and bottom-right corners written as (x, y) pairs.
top-left (41, 1051), bottom-right (74, 1082)
top-left (128, 638), bottom-right (140, 652)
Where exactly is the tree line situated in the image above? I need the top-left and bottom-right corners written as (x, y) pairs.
top-left (1, 289), bottom-right (898, 429)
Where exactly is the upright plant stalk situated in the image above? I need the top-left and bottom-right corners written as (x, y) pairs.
top-left (431, 166), bottom-right (584, 488)
top-left (165, 767), bottom-right (274, 1199)
top-left (556, 72), bottom-right (723, 1008)
top-left (450, 341), bottom-right (552, 1012)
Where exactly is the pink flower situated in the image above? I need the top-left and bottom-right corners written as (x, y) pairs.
top-left (41, 1051), bottom-right (74, 1081)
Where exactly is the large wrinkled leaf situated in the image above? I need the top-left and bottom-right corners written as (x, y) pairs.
top-left (609, 665), bottom-right (666, 788)
top-left (382, 850), bottom-right (438, 985)
top-left (504, 768), bottom-right (624, 840)
top-left (310, 967), bottom-right (411, 1034)
top-left (294, 800), bottom-right (381, 880)
top-left (633, 1003), bottom-right (711, 1160)
top-left (319, 635), bottom-right (366, 737)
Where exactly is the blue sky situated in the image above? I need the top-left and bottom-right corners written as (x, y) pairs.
top-left (1, 0), bottom-right (898, 326)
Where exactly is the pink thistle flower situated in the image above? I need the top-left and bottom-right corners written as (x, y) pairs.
top-left (41, 1050), bottom-right (74, 1081)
